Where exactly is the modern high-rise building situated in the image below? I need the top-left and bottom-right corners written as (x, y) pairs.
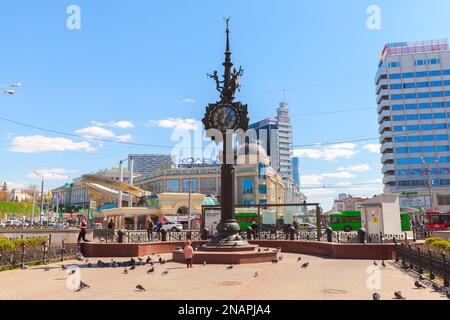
top-left (128, 154), bottom-right (174, 175)
top-left (249, 101), bottom-right (293, 180)
top-left (376, 39), bottom-right (450, 211)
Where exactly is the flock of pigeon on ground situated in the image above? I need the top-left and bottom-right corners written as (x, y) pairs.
top-left (371, 260), bottom-right (450, 300)
top-left (44, 248), bottom-right (450, 300)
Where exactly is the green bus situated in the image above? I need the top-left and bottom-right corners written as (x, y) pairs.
top-left (234, 212), bottom-right (260, 230)
top-left (329, 211), bottom-right (410, 232)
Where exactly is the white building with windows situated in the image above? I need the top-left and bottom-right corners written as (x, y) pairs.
top-left (376, 39), bottom-right (450, 211)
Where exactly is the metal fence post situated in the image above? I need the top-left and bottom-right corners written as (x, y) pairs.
top-left (443, 253), bottom-right (449, 287)
top-left (43, 242), bottom-right (48, 265)
top-left (417, 247), bottom-right (423, 274)
top-left (20, 243), bottom-right (25, 269)
top-left (428, 250), bottom-right (435, 280)
top-left (61, 240), bottom-right (65, 262)
top-left (49, 233), bottom-right (52, 247)
top-left (408, 244), bottom-right (413, 269)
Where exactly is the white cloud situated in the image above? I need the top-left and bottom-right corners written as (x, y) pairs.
top-left (294, 143), bottom-right (358, 161)
top-left (75, 126), bottom-right (115, 139)
top-left (337, 164), bottom-right (371, 173)
top-left (90, 120), bottom-right (134, 129)
top-left (301, 175), bottom-right (323, 185)
top-left (148, 118), bottom-right (199, 130)
top-left (116, 134), bottom-right (132, 142)
top-left (28, 168), bottom-right (77, 181)
top-left (321, 171), bottom-right (356, 179)
top-left (9, 135), bottom-right (95, 153)
top-left (182, 98), bottom-right (196, 104)
top-left (363, 144), bottom-right (381, 153)
top-left (366, 178), bottom-right (382, 184)
top-left (301, 188), bottom-right (337, 198)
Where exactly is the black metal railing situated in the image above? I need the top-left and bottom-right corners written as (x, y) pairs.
top-left (395, 243), bottom-right (449, 287)
top-left (93, 229), bottom-right (202, 243)
top-left (0, 240), bottom-right (80, 269)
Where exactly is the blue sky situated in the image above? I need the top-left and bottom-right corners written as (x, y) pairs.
top-left (1, 0), bottom-right (449, 210)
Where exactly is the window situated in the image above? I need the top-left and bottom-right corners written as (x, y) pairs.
top-left (405, 104), bottom-right (417, 110)
top-left (392, 104), bottom-right (404, 110)
top-left (410, 158), bottom-right (423, 164)
top-left (398, 181), bottom-right (412, 187)
top-left (415, 71), bottom-right (427, 77)
top-left (429, 70), bottom-right (442, 76)
top-left (258, 184), bottom-right (267, 195)
top-left (395, 147), bottom-right (408, 153)
top-left (388, 61), bottom-right (400, 68)
top-left (445, 91), bottom-right (450, 97)
top-left (242, 178), bottom-right (253, 194)
top-left (415, 59), bottom-right (426, 66)
top-left (419, 114), bottom-right (432, 120)
top-left (405, 93), bottom-right (417, 99)
top-left (444, 70), bottom-right (450, 75)
top-left (396, 158), bottom-right (409, 165)
top-left (416, 82), bottom-right (429, 88)
top-left (422, 135), bottom-right (434, 141)
top-left (391, 94), bottom-right (403, 100)
top-left (258, 163), bottom-right (267, 179)
top-left (166, 179), bottom-right (180, 192)
top-left (404, 83), bottom-right (415, 89)
top-left (390, 84), bottom-right (402, 90)
top-left (437, 195), bottom-right (450, 206)
top-left (417, 92), bottom-right (430, 98)
top-left (432, 102), bottom-right (445, 108)
top-left (200, 178), bottom-right (217, 194)
top-left (418, 103), bottom-right (431, 109)
top-left (435, 123), bottom-right (447, 130)
top-left (435, 134), bottom-right (448, 141)
top-left (389, 73), bottom-right (402, 79)
top-left (406, 114), bottom-right (418, 120)
top-left (433, 113), bottom-right (446, 119)
top-left (395, 136), bottom-right (407, 142)
top-left (420, 124), bottom-right (433, 131)
top-left (393, 126), bottom-right (405, 132)
top-left (437, 146), bottom-right (450, 152)
top-left (430, 81), bottom-right (442, 87)
top-left (409, 147), bottom-right (421, 153)
top-left (408, 136), bottom-right (420, 142)
top-left (422, 146), bottom-right (435, 153)
top-left (444, 80), bottom-right (450, 86)
top-left (408, 125), bottom-right (420, 131)
top-left (429, 58), bottom-right (440, 65)
top-left (431, 91), bottom-right (444, 98)
top-left (393, 115), bottom-right (405, 121)
top-left (182, 178), bottom-right (198, 193)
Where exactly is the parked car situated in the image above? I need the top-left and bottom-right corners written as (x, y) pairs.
top-left (154, 221), bottom-right (183, 232)
top-left (296, 223), bottom-right (317, 232)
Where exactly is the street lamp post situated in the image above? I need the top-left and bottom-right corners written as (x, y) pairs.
top-left (33, 171), bottom-right (44, 226)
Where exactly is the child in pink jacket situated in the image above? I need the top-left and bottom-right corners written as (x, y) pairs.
top-left (183, 240), bottom-right (194, 268)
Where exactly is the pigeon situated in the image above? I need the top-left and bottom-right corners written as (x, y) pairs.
top-left (159, 257), bottom-right (163, 263)
top-left (264, 248), bottom-right (269, 252)
top-left (80, 281), bottom-right (90, 289)
top-left (372, 293), bottom-right (380, 300)
top-left (162, 270), bottom-right (169, 275)
top-left (146, 257), bottom-right (152, 264)
top-left (61, 264), bottom-right (67, 270)
top-left (44, 266), bottom-right (50, 272)
top-left (381, 260), bottom-right (386, 267)
top-left (87, 263), bottom-right (92, 268)
top-left (203, 261), bottom-right (206, 266)
top-left (431, 283), bottom-right (441, 292)
top-left (258, 248), bottom-right (261, 253)
top-left (226, 265), bottom-right (233, 270)
top-left (123, 268), bottom-right (128, 274)
top-left (272, 259), bottom-right (278, 264)
top-left (253, 271), bottom-right (259, 278)
top-left (297, 257), bottom-right (302, 262)
top-left (418, 275), bottom-right (425, 281)
top-left (147, 267), bottom-right (155, 273)
top-left (77, 254), bottom-right (85, 261)
top-left (279, 254), bottom-right (283, 261)
top-left (301, 262), bottom-right (309, 268)
top-left (232, 243), bottom-right (237, 248)
top-left (137, 257), bottom-right (143, 262)
top-left (69, 269), bottom-right (76, 275)
top-left (136, 284), bottom-right (146, 291)
top-left (130, 266), bottom-right (136, 271)
top-left (160, 259), bottom-right (166, 265)
top-left (373, 261), bottom-right (378, 266)
top-left (394, 291), bottom-right (405, 300)
top-left (414, 280), bottom-right (426, 289)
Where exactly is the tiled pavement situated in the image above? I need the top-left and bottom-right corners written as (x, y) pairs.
top-left (0, 253), bottom-right (446, 300)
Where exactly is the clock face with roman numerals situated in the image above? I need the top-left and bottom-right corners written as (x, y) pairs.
top-left (206, 103), bottom-right (240, 131)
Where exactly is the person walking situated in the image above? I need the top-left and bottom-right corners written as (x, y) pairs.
top-left (183, 239), bottom-right (194, 268)
top-left (77, 216), bottom-right (89, 242)
top-left (251, 220), bottom-right (258, 239)
top-left (146, 217), bottom-right (154, 241)
top-left (107, 218), bottom-right (115, 241)
top-left (155, 218), bottom-right (162, 240)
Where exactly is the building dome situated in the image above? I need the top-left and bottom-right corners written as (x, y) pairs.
top-left (237, 143), bottom-right (270, 166)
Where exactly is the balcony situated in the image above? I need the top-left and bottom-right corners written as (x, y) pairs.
top-left (378, 110), bottom-right (391, 124)
top-left (378, 121), bottom-right (392, 134)
top-left (377, 99), bottom-right (390, 114)
top-left (383, 174), bottom-right (396, 184)
top-left (375, 77), bottom-right (388, 94)
top-left (380, 142), bottom-right (394, 153)
top-left (381, 152), bottom-right (394, 163)
top-left (382, 163), bottom-right (396, 174)
top-left (379, 131), bottom-right (393, 144)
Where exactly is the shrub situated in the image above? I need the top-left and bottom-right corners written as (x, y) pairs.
top-left (425, 237), bottom-right (444, 245)
top-left (0, 237), bottom-right (48, 252)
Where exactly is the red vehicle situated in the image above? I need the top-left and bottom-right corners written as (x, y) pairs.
top-left (424, 211), bottom-right (450, 231)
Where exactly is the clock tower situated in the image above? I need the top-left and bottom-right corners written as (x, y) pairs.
top-left (202, 18), bottom-right (249, 247)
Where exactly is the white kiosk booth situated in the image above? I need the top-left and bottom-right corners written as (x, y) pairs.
top-left (359, 194), bottom-right (402, 235)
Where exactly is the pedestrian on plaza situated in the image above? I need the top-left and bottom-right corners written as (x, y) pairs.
top-left (146, 217), bottom-right (154, 241)
top-left (155, 218), bottom-right (162, 240)
top-left (77, 216), bottom-right (89, 242)
top-left (251, 220), bottom-right (258, 239)
top-left (183, 239), bottom-right (194, 268)
top-left (107, 218), bottom-right (115, 241)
